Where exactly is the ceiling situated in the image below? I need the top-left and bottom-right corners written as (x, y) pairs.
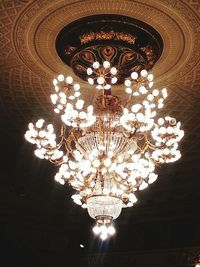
top-left (0, 0), bottom-right (200, 266)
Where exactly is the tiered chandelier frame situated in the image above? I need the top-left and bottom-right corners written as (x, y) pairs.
top-left (25, 15), bottom-right (184, 241)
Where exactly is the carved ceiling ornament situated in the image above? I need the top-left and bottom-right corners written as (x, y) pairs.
top-left (55, 15), bottom-right (163, 84)
top-left (12, 0), bottom-right (199, 86)
top-left (0, 0), bottom-right (199, 141)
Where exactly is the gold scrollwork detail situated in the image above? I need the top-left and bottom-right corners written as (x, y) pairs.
top-left (80, 31), bottom-right (136, 45)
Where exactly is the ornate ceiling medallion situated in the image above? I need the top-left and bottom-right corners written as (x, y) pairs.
top-left (56, 15), bottom-right (163, 84)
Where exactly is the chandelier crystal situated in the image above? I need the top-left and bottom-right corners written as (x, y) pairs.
top-left (25, 59), bottom-right (184, 240)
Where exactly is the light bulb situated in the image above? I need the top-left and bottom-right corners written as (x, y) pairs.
top-left (125, 87), bottom-right (132, 94)
top-left (100, 233), bottom-right (108, 241)
top-left (93, 61), bottom-right (100, 69)
top-left (36, 119), bottom-right (44, 129)
top-left (53, 79), bottom-right (57, 85)
top-left (76, 99), bottom-right (84, 109)
top-left (54, 108), bottom-right (60, 114)
top-left (131, 72), bottom-right (138, 80)
top-left (57, 74), bottom-right (64, 81)
top-left (87, 68), bottom-right (92, 75)
top-left (73, 83), bottom-right (80, 91)
top-left (103, 61), bottom-right (110, 68)
top-left (139, 181), bottom-right (148, 190)
top-left (158, 103), bottom-right (164, 109)
top-left (147, 74), bottom-right (153, 81)
top-left (149, 81), bottom-right (154, 88)
top-left (152, 89), bottom-right (159, 96)
top-left (139, 86), bottom-right (147, 94)
top-left (96, 85), bottom-right (103, 90)
top-left (129, 193), bottom-right (137, 203)
top-left (97, 76), bottom-right (105, 85)
top-left (162, 88), bottom-right (168, 98)
top-left (93, 225), bottom-right (100, 235)
top-left (111, 67), bottom-right (117, 75)
top-left (158, 118), bottom-right (164, 125)
top-left (66, 76), bottom-right (73, 84)
top-left (147, 94), bottom-right (154, 101)
top-left (148, 173), bottom-right (158, 184)
top-left (107, 226), bottom-right (115, 235)
top-left (79, 111), bottom-right (86, 119)
top-left (87, 105), bottom-right (93, 113)
top-left (50, 94), bottom-right (58, 104)
top-left (104, 84), bottom-right (111, 90)
top-left (125, 79), bottom-right (131, 87)
top-left (160, 127), bottom-right (166, 135)
top-left (141, 69), bottom-right (148, 77)
top-left (88, 78), bottom-right (94, 85)
top-left (28, 123), bottom-right (34, 130)
top-left (93, 159), bottom-right (100, 168)
top-left (73, 198), bottom-right (82, 205)
top-left (111, 77), bottom-right (117, 84)
top-left (136, 113), bottom-right (144, 122)
top-left (100, 225), bottom-right (108, 235)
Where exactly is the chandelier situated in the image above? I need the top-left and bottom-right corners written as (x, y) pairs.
top-left (24, 15), bottom-right (184, 241)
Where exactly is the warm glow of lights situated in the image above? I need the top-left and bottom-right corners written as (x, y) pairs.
top-left (25, 61), bottom-right (184, 240)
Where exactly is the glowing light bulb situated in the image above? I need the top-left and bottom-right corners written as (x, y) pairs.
top-left (87, 68), bottom-right (92, 75)
top-left (107, 226), bottom-right (115, 235)
top-left (93, 159), bottom-right (100, 168)
top-left (93, 61), bottom-right (100, 69)
top-left (76, 99), bottom-right (84, 109)
top-left (147, 74), bottom-right (153, 81)
top-left (53, 79), bottom-right (57, 85)
top-left (93, 225), bottom-right (100, 235)
top-left (152, 89), bottom-right (159, 96)
top-left (36, 119), bottom-right (44, 129)
top-left (100, 233), bottom-right (108, 241)
top-left (125, 87), bottom-right (132, 94)
top-left (104, 84), bottom-right (111, 90)
top-left (111, 67), bottom-right (117, 75)
top-left (66, 76), bottom-right (73, 84)
top-left (131, 72), bottom-right (138, 79)
top-left (141, 69), bottom-right (148, 77)
top-left (97, 76), bottom-right (105, 85)
top-left (111, 77), bottom-right (117, 84)
top-left (74, 83), bottom-right (80, 91)
top-left (88, 78), bottom-right (94, 85)
top-left (50, 94), bottom-right (58, 104)
top-left (57, 74), bottom-right (64, 81)
top-left (148, 173), bottom-right (158, 184)
top-left (103, 61), bottom-right (110, 68)
top-left (100, 225), bottom-right (108, 235)
top-left (125, 79), bottom-right (131, 87)
top-left (158, 118), bottom-right (164, 125)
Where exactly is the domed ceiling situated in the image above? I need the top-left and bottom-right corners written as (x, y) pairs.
top-left (0, 0), bottom-right (200, 261)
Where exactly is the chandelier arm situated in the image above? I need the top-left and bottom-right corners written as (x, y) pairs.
top-left (115, 174), bottom-right (142, 193)
top-left (143, 133), bottom-right (156, 150)
top-left (70, 130), bottom-right (89, 159)
top-left (65, 131), bottom-right (76, 154)
top-left (49, 158), bottom-right (64, 166)
top-left (123, 95), bottom-right (133, 108)
top-left (122, 127), bottom-right (137, 138)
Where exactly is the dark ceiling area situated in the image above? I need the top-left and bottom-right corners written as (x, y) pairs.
top-left (0, 1), bottom-right (200, 267)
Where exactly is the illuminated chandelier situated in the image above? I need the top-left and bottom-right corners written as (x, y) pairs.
top-left (24, 15), bottom-right (184, 240)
